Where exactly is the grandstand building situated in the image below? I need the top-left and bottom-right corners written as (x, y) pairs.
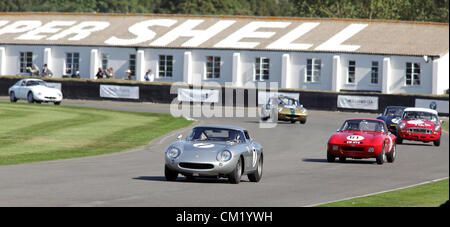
top-left (0, 12), bottom-right (448, 94)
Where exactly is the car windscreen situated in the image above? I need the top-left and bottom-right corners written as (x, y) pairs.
top-left (340, 120), bottom-right (386, 133)
top-left (384, 107), bottom-right (404, 117)
top-left (277, 97), bottom-right (299, 106)
top-left (402, 111), bottom-right (438, 122)
top-left (26, 80), bottom-right (47, 87)
top-left (187, 127), bottom-right (245, 142)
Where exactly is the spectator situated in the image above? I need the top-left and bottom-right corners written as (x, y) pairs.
top-left (144, 69), bottom-right (154, 82)
top-left (105, 67), bottom-right (114, 79)
top-left (41, 64), bottom-right (53, 77)
top-left (96, 67), bottom-right (104, 79)
top-left (125, 69), bottom-right (132, 80)
top-left (27, 64), bottom-right (40, 76)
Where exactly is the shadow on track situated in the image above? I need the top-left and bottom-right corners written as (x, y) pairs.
top-left (133, 176), bottom-right (245, 184)
top-left (302, 158), bottom-right (377, 165)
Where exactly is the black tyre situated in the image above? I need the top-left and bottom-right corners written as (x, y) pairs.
top-left (27, 92), bottom-right (35, 104)
top-left (10, 92), bottom-right (17, 103)
top-left (376, 145), bottom-right (387, 165)
top-left (164, 165), bottom-right (178, 181)
top-left (229, 157), bottom-right (243, 184)
top-left (248, 155), bottom-right (263, 183)
top-left (327, 150), bottom-right (336, 163)
top-left (396, 137), bottom-right (403, 144)
top-left (433, 137), bottom-right (441, 147)
top-left (300, 119), bottom-right (306, 124)
top-left (291, 120), bottom-right (296, 124)
top-left (54, 102), bottom-right (61, 105)
top-left (387, 143), bottom-right (396, 163)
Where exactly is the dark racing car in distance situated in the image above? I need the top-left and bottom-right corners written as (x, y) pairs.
top-left (377, 106), bottom-right (406, 136)
top-left (327, 118), bottom-right (397, 165)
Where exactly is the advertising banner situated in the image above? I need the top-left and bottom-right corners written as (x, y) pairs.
top-left (178, 88), bottom-right (220, 103)
top-left (337, 95), bottom-right (378, 110)
top-left (258, 91), bottom-right (300, 105)
top-left (100, 85), bottom-right (139, 100)
top-left (415, 99), bottom-right (449, 114)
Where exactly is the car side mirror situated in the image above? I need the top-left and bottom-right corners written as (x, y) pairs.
top-left (176, 134), bottom-right (183, 140)
top-left (336, 129), bottom-right (340, 132)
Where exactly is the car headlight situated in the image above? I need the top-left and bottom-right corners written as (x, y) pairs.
top-left (435, 125), bottom-right (441, 132)
top-left (167, 147), bottom-right (181, 159)
top-left (399, 122), bottom-right (406, 129)
top-left (217, 150), bottom-right (232, 162)
top-left (332, 145), bottom-right (339, 151)
top-left (391, 118), bottom-right (401, 124)
top-left (368, 147), bottom-right (375, 152)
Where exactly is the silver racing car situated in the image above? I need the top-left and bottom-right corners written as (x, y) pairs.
top-left (164, 125), bottom-right (264, 184)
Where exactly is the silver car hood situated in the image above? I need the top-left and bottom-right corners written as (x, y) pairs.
top-left (180, 141), bottom-right (231, 161)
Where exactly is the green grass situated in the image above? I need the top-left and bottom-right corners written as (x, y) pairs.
top-left (442, 120), bottom-right (448, 132)
top-left (0, 102), bottom-right (193, 166)
top-left (317, 179), bottom-right (449, 207)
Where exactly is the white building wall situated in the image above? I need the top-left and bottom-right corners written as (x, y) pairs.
top-left (388, 55), bottom-right (433, 94)
top-left (338, 53), bottom-right (385, 92)
top-left (436, 52), bottom-right (449, 94)
top-left (143, 48), bottom-right (184, 83)
top-left (0, 44), bottom-right (446, 95)
top-left (291, 52), bottom-right (334, 91)
top-left (96, 47), bottom-right (136, 80)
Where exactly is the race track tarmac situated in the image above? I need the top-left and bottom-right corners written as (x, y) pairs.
top-left (0, 99), bottom-right (448, 206)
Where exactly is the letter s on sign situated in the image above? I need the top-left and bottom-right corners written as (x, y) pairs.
top-left (105, 19), bottom-right (177, 46)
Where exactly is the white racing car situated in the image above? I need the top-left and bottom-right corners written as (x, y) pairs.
top-left (8, 79), bottom-right (63, 105)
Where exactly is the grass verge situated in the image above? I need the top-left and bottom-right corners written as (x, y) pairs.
top-left (0, 102), bottom-right (193, 166)
top-left (317, 179), bottom-right (449, 207)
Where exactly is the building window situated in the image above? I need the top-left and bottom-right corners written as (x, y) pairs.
top-left (348, 60), bottom-right (356, 84)
top-left (19, 52), bottom-right (33, 73)
top-left (159, 55), bottom-right (173, 77)
top-left (306, 58), bottom-right (321, 82)
top-left (129, 54), bottom-right (136, 76)
top-left (406, 62), bottom-right (420, 86)
top-left (371, 61), bottom-right (379, 84)
top-left (65, 52), bottom-right (79, 75)
top-left (206, 56), bottom-right (220, 79)
top-left (255, 57), bottom-right (270, 81)
top-left (101, 53), bottom-right (109, 70)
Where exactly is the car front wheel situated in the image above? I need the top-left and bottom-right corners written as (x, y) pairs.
top-left (387, 143), bottom-right (396, 163)
top-left (164, 165), bottom-right (178, 181)
top-left (376, 146), bottom-right (386, 165)
top-left (327, 150), bottom-right (336, 163)
top-left (248, 155), bottom-right (263, 182)
top-left (229, 158), bottom-right (243, 184)
top-left (433, 137), bottom-right (441, 147)
top-left (27, 92), bottom-right (35, 103)
top-left (10, 92), bottom-right (17, 103)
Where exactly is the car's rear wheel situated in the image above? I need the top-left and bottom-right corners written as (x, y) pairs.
top-left (27, 92), bottom-right (35, 103)
top-left (300, 120), bottom-right (306, 124)
top-left (248, 155), bottom-right (263, 182)
top-left (229, 157), bottom-right (243, 184)
top-left (54, 102), bottom-right (61, 105)
top-left (376, 145), bottom-right (386, 165)
top-left (9, 92), bottom-right (17, 103)
top-left (327, 150), bottom-right (336, 163)
top-left (387, 143), bottom-right (396, 163)
top-left (433, 137), bottom-right (441, 147)
top-left (164, 165), bottom-right (178, 181)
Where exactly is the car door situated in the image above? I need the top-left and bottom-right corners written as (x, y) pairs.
top-left (243, 130), bottom-right (258, 171)
top-left (17, 80), bottom-right (27, 99)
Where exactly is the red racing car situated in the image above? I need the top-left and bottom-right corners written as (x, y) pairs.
top-left (327, 118), bottom-right (397, 165)
top-left (396, 108), bottom-right (442, 146)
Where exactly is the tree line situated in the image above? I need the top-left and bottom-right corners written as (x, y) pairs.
top-left (1, 0), bottom-right (448, 23)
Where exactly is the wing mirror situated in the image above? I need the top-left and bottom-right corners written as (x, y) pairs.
top-left (336, 129), bottom-right (340, 132)
top-left (176, 134), bottom-right (183, 140)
